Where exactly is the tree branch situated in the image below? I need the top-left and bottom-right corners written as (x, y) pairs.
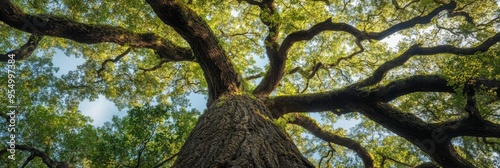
top-left (279, 18), bottom-right (368, 56)
top-left (377, 152), bottom-right (413, 167)
top-left (96, 47), bottom-right (132, 75)
top-left (267, 75), bottom-right (452, 117)
top-left (21, 153), bottom-right (36, 168)
top-left (0, 34), bottom-right (43, 62)
top-left (448, 11), bottom-right (474, 24)
top-left (254, 1), bottom-right (459, 97)
top-left (0, 0), bottom-right (194, 62)
top-left (357, 102), bottom-right (475, 167)
top-left (438, 119), bottom-right (500, 139)
top-left (267, 75), bottom-right (500, 116)
top-left (368, 1), bottom-right (457, 40)
top-left (414, 162), bottom-right (440, 168)
top-left (370, 75), bottom-right (454, 102)
top-left (266, 87), bottom-right (368, 118)
top-left (146, 0), bottom-right (242, 105)
top-left (290, 115), bottom-right (374, 168)
top-left (251, 0), bottom-right (285, 97)
top-left (353, 32), bottom-right (500, 88)
top-left (274, 1), bottom-right (458, 59)
top-left (244, 74), bottom-right (263, 80)
top-left (138, 59), bottom-right (169, 72)
top-left (0, 144), bottom-right (70, 168)
top-left (153, 152), bottom-right (179, 168)
top-left (463, 80), bottom-right (485, 125)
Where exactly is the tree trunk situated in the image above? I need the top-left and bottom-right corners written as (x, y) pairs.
top-left (173, 94), bottom-right (314, 168)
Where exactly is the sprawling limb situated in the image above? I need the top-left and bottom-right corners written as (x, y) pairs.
top-left (0, 34), bottom-right (43, 62)
top-left (357, 102), bottom-right (476, 168)
top-left (267, 74), bottom-right (500, 167)
top-left (152, 153), bottom-right (178, 168)
top-left (290, 115), bottom-right (374, 168)
top-left (0, 0), bottom-right (193, 62)
top-left (244, 0), bottom-right (285, 97)
top-left (267, 75), bottom-right (500, 116)
top-left (353, 33), bottom-right (500, 88)
top-left (146, 0), bottom-right (242, 105)
top-left (367, 1), bottom-right (457, 40)
top-left (253, 1), bottom-right (462, 96)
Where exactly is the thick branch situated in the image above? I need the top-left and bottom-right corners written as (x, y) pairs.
top-left (463, 81), bottom-right (485, 125)
top-left (354, 33), bottom-right (500, 88)
top-left (0, 34), bottom-right (43, 61)
top-left (266, 88), bottom-right (368, 117)
top-left (255, 1), bottom-right (458, 96)
top-left (438, 119), bottom-right (500, 139)
top-left (358, 102), bottom-right (474, 167)
top-left (368, 1), bottom-right (457, 40)
top-left (267, 76), bottom-right (449, 117)
top-left (290, 115), bottom-right (374, 168)
top-left (267, 76), bottom-right (453, 117)
top-left (0, 0), bottom-right (193, 62)
top-left (373, 75), bottom-right (500, 102)
top-left (278, 1), bottom-right (456, 51)
top-left (340, 101), bottom-right (497, 167)
top-left (371, 75), bottom-right (454, 102)
top-left (252, 0), bottom-right (284, 97)
top-left (359, 102), bottom-right (431, 139)
top-left (146, 0), bottom-right (242, 105)
top-left (268, 75), bottom-right (500, 116)
top-left (279, 18), bottom-right (367, 55)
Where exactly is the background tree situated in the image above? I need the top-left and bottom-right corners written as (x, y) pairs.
top-left (1, 0), bottom-right (500, 167)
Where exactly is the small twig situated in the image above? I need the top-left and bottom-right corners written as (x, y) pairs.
top-left (448, 11), bottom-right (474, 24)
top-left (329, 40), bottom-right (365, 67)
top-left (377, 152), bottom-right (413, 167)
top-left (139, 59), bottom-right (169, 72)
top-left (97, 47), bottom-right (132, 75)
top-left (153, 152), bottom-right (179, 168)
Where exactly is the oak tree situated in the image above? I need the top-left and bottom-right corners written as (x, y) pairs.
top-left (1, 0), bottom-right (500, 167)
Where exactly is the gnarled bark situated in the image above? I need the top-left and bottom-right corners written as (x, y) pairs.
top-left (173, 95), bottom-right (313, 168)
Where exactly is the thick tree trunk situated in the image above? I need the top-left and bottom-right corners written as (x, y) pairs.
top-left (173, 94), bottom-right (314, 168)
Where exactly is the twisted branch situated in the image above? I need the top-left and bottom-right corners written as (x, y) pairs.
top-left (290, 115), bottom-right (374, 168)
top-left (0, 34), bottom-right (43, 62)
top-left (96, 47), bottom-right (132, 75)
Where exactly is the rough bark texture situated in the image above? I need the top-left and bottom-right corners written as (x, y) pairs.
top-left (173, 94), bottom-right (313, 168)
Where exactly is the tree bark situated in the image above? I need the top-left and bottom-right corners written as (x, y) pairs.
top-left (173, 94), bottom-right (313, 168)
